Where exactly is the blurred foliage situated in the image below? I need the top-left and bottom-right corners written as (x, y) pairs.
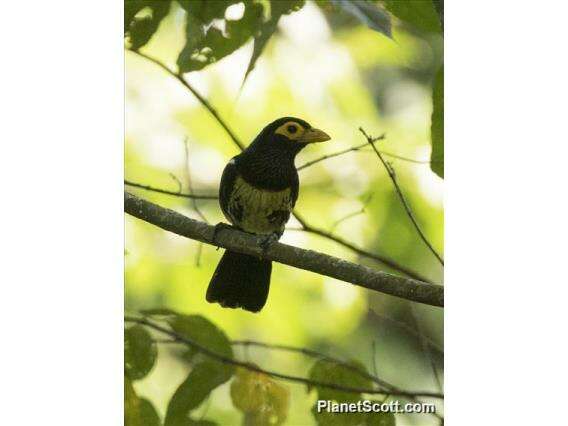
top-left (126, 376), bottom-right (162, 426)
top-left (308, 359), bottom-right (372, 425)
top-left (382, 0), bottom-right (441, 34)
top-left (125, 325), bottom-right (158, 380)
top-left (125, 0), bottom-right (443, 424)
top-left (328, 0), bottom-right (392, 38)
top-left (430, 67), bottom-right (443, 178)
top-left (231, 368), bottom-right (290, 425)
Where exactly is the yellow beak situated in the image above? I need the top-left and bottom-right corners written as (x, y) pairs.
top-left (299, 128), bottom-right (331, 144)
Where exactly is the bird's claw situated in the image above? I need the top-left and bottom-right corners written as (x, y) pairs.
top-left (259, 233), bottom-right (279, 258)
top-left (212, 222), bottom-right (234, 249)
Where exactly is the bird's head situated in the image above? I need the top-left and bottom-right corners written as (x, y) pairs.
top-left (250, 117), bottom-right (331, 156)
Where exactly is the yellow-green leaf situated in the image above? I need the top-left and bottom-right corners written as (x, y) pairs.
top-left (125, 376), bottom-right (161, 426)
top-left (383, 0), bottom-right (441, 34)
top-left (125, 325), bottom-right (157, 380)
top-left (165, 361), bottom-right (232, 426)
top-left (231, 368), bottom-right (290, 426)
top-left (366, 410), bottom-right (396, 426)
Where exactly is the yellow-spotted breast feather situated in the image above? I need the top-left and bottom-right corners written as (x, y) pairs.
top-left (219, 159), bottom-right (297, 236)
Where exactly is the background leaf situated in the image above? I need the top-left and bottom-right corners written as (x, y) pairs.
top-left (383, 0), bottom-right (441, 34)
top-left (177, 0), bottom-right (264, 73)
top-left (430, 66), bottom-right (444, 178)
top-left (165, 361), bottom-right (231, 426)
top-left (168, 314), bottom-right (234, 362)
top-left (125, 376), bottom-right (161, 426)
top-left (308, 359), bottom-right (373, 425)
top-left (243, 0), bottom-right (306, 83)
top-left (331, 0), bottom-right (392, 38)
top-left (125, 324), bottom-right (157, 380)
top-left (308, 358), bottom-right (372, 402)
top-left (125, 0), bottom-right (148, 33)
top-left (366, 410), bottom-right (396, 426)
top-left (164, 314), bottom-right (234, 425)
top-left (231, 368), bottom-right (290, 426)
top-left (125, 0), bottom-right (172, 50)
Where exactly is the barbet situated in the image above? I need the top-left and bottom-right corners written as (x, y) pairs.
top-left (206, 117), bottom-right (331, 312)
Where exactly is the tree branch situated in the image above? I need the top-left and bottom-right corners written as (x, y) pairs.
top-left (360, 128), bottom-right (444, 266)
top-left (126, 315), bottom-right (443, 400)
top-left (291, 211), bottom-right (434, 283)
top-left (125, 191), bottom-right (443, 307)
top-left (125, 178), bottom-right (434, 283)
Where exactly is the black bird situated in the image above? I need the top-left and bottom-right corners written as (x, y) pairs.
top-left (206, 117), bottom-right (331, 312)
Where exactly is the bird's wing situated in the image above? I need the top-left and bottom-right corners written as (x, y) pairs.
top-left (219, 158), bottom-right (239, 223)
top-left (290, 172), bottom-right (299, 208)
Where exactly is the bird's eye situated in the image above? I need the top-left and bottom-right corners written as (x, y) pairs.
top-left (287, 125), bottom-right (298, 134)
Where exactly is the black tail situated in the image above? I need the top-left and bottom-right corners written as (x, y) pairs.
top-left (206, 250), bottom-right (272, 313)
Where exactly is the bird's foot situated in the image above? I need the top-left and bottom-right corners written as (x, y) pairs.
top-left (212, 222), bottom-right (235, 249)
top-left (258, 232), bottom-right (280, 258)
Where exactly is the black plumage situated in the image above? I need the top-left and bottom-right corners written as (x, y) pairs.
top-left (206, 117), bottom-right (331, 312)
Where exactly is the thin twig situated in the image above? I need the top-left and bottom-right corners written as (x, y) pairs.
top-left (297, 140), bottom-right (382, 170)
top-left (360, 128), bottom-right (444, 266)
top-left (410, 305), bottom-right (443, 393)
top-left (329, 194), bottom-right (373, 233)
top-left (369, 310), bottom-right (443, 356)
top-left (124, 179), bottom-right (217, 200)
top-left (183, 138), bottom-right (209, 224)
top-left (125, 315), bottom-right (443, 399)
top-left (168, 173), bottom-right (183, 193)
top-left (297, 139), bottom-right (433, 171)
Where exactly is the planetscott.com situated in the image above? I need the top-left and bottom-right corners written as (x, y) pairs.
top-left (316, 400), bottom-right (436, 414)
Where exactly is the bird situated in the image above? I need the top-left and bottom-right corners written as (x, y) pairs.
top-left (206, 117), bottom-right (331, 312)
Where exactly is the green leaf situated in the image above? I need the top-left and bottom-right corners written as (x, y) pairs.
top-left (126, 0), bottom-right (172, 50)
top-left (138, 398), bottom-right (162, 426)
top-left (124, 0), bottom-right (148, 34)
top-left (308, 359), bottom-right (373, 402)
top-left (331, 0), bottom-right (392, 38)
top-left (430, 66), bottom-right (444, 178)
top-left (311, 405), bottom-right (365, 426)
top-left (164, 361), bottom-right (232, 426)
top-left (185, 420), bottom-right (217, 426)
top-left (178, 0), bottom-right (239, 22)
top-left (308, 359), bottom-right (374, 426)
top-left (125, 376), bottom-right (161, 426)
top-left (243, 0), bottom-right (306, 83)
top-left (230, 368), bottom-right (290, 425)
top-left (383, 0), bottom-right (441, 34)
top-left (164, 315), bottom-right (234, 425)
top-left (177, 0), bottom-right (264, 73)
top-left (366, 411), bottom-right (396, 426)
top-left (125, 325), bottom-right (157, 380)
top-left (168, 314), bottom-right (233, 362)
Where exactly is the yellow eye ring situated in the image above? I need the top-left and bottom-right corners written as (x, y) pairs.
top-left (287, 125), bottom-right (298, 134)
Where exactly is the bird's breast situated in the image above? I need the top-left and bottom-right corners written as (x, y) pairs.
top-left (225, 176), bottom-right (293, 235)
